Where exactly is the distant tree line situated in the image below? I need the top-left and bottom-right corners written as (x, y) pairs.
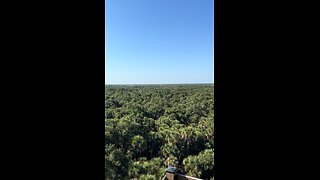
top-left (105, 85), bottom-right (214, 180)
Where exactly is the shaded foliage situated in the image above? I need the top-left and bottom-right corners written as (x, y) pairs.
top-left (105, 85), bottom-right (214, 179)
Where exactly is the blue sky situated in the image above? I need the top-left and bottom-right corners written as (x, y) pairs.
top-left (105, 0), bottom-right (213, 84)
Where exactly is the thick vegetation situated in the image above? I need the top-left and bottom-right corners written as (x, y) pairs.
top-left (105, 84), bottom-right (214, 180)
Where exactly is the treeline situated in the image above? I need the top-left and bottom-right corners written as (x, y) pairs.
top-left (105, 85), bottom-right (214, 180)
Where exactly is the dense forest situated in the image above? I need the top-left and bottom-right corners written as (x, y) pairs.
top-left (105, 84), bottom-right (214, 180)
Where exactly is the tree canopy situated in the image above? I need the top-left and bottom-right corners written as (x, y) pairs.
top-left (105, 84), bottom-right (214, 179)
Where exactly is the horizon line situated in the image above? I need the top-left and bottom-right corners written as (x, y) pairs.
top-left (105, 82), bottom-right (214, 85)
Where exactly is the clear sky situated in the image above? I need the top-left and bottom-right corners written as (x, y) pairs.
top-left (105, 0), bottom-right (213, 84)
